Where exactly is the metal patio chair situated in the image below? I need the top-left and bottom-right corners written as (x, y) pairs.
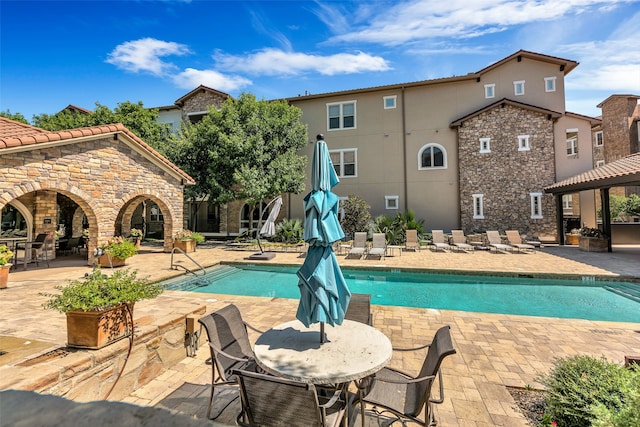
top-left (354, 325), bottom-right (457, 426)
top-left (347, 232), bottom-right (368, 259)
top-left (344, 293), bottom-right (372, 325)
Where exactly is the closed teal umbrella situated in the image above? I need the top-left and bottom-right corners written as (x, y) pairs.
top-left (296, 135), bottom-right (351, 342)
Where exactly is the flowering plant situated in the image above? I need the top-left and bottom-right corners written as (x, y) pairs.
top-left (99, 237), bottom-right (138, 259)
top-left (579, 227), bottom-right (607, 239)
top-left (129, 228), bottom-right (142, 238)
top-left (0, 245), bottom-right (14, 266)
top-left (174, 229), bottom-right (205, 243)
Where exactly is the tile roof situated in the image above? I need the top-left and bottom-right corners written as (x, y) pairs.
top-left (545, 152), bottom-right (640, 194)
top-left (0, 117), bottom-right (194, 184)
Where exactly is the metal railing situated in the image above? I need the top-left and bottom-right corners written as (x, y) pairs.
top-left (170, 247), bottom-right (206, 276)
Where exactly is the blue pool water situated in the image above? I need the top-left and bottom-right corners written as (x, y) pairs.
top-left (164, 264), bottom-right (640, 323)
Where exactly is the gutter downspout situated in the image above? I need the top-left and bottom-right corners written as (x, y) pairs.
top-left (401, 86), bottom-right (408, 210)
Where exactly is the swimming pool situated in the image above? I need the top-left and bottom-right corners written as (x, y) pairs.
top-left (163, 264), bottom-right (640, 323)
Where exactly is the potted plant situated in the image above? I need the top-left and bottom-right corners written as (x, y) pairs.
top-left (129, 228), bottom-right (142, 249)
top-left (578, 227), bottom-right (609, 252)
top-left (97, 237), bottom-right (138, 267)
top-left (565, 228), bottom-right (580, 245)
top-left (41, 267), bottom-right (163, 349)
top-left (0, 245), bottom-right (14, 289)
top-left (173, 230), bottom-right (205, 253)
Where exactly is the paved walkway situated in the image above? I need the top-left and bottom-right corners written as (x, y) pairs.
top-left (1, 243), bottom-right (639, 426)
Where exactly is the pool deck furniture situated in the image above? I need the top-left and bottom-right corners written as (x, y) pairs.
top-left (347, 232), bottom-right (368, 259)
top-left (367, 233), bottom-right (387, 260)
top-left (430, 230), bottom-right (452, 252)
top-left (450, 230), bottom-right (475, 253)
top-left (505, 230), bottom-right (537, 253)
top-left (486, 230), bottom-right (514, 253)
top-left (404, 229), bottom-right (420, 252)
top-left (344, 293), bottom-right (372, 325)
top-left (386, 244), bottom-right (403, 257)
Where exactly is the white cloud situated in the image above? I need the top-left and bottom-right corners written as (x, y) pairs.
top-left (172, 68), bottom-right (252, 92)
top-left (214, 48), bottom-right (391, 76)
top-left (320, 0), bottom-right (635, 46)
top-left (106, 38), bottom-right (191, 75)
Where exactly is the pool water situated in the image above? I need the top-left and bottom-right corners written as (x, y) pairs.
top-left (164, 264), bottom-right (640, 323)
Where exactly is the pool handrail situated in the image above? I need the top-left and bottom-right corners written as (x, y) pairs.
top-left (170, 247), bottom-right (206, 276)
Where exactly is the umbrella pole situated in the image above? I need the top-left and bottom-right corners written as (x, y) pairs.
top-left (320, 321), bottom-right (325, 343)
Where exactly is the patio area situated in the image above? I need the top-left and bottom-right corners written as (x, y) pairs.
top-left (1, 242), bottom-right (639, 426)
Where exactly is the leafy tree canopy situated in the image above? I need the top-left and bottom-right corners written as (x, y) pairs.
top-left (0, 110), bottom-right (29, 124)
top-left (177, 93), bottom-right (308, 206)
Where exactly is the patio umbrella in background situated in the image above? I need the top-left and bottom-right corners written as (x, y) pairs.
top-left (296, 134), bottom-right (351, 343)
top-left (249, 195), bottom-right (283, 260)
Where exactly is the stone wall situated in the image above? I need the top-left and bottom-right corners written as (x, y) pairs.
top-left (0, 136), bottom-right (185, 262)
top-left (458, 104), bottom-right (557, 238)
top-left (180, 90), bottom-right (227, 120)
top-left (600, 96), bottom-right (637, 162)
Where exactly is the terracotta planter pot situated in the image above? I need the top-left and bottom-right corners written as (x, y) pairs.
top-left (65, 303), bottom-right (132, 349)
top-left (0, 265), bottom-right (10, 289)
top-left (98, 254), bottom-right (126, 267)
top-left (174, 239), bottom-right (196, 253)
top-left (579, 236), bottom-right (609, 252)
top-left (565, 234), bottom-right (579, 245)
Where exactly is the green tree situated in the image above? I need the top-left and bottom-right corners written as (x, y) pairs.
top-left (176, 93), bottom-right (307, 232)
top-left (341, 195), bottom-right (371, 240)
top-left (0, 109), bottom-right (29, 124)
top-left (623, 194), bottom-right (640, 217)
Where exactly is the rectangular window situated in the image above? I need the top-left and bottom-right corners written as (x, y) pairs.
top-left (594, 131), bottom-right (603, 146)
top-left (484, 84), bottom-right (495, 99)
top-left (338, 196), bottom-right (348, 221)
top-left (514, 80), bottom-right (525, 96)
top-left (566, 129), bottom-right (578, 156)
top-left (383, 95), bottom-right (397, 109)
top-left (472, 194), bottom-right (484, 219)
top-left (596, 160), bottom-right (605, 168)
top-left (150, 204), bottom-right (163, 221)
top-left (479, 138), bottom-right (491, 153)
top-left (530, 192), bottom-right (543, 219)
top-left (330, 148), bottom-right (357, 178)
top-left (544, 76), bottom-right (556, 92)
top-left (562, 194), bottom-right (573, 210)
top-left (518, 135), bottom-right (530, 151)
top-left (385, 195), bottom-right (399, 210)
top-left (327, 101), bottom-right (356, 130)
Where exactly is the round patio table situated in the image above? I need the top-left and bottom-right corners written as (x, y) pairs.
top-left (254, 319), bottom-right (392, 385)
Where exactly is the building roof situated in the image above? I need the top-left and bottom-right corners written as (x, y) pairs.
top-left (174, 85), bottom-right (231, 107)
top-left (60, 104), bottom-right (93, 115)
top-left (564, 111), bottom-right (602, 126)
top-left (596, 94), bottom-right (640, 108)
top-left (545, 152), bottom-right (640, 194)
top-left (0, 117), bottom-right (194, 184)
top-left (449, 98), bottom-right (563, 128)
top-left (286, 49), bottom-right (579, 102)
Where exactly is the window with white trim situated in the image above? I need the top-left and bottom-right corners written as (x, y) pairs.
top-left (149, 204), bottom-right (163, 222)
top-left (479, 138), bottom-right (491, 153)
top-left (383, 96), bottom-right (397, 109)
top-left (327, 101), bottom-right (356, 130)
top-left (562, 194), bottom-right (573, 211)
top-left (530, 192), bottom-right (543, 219)
top-left (514, 80), bottom-right (525, 96)
top-left (518, 135), bottom-right (530, 151)
top-left (329, 149), bottom-right (357, 177)
top-left (484, 84), bottom-right (495, 99)
top-left (596, 160), bottom-right (605, 168)
top-left (544, 76), bottom-right (556, 92)
top-left (187, 111), bottom-right (208, 124)
top-left (385, 195), bottom-right (399, 210)
top-left (594, 131), bottom-right (603, 146)
top-left (472, 194), bottom-right (484, 219)
top-left (418, 143), bottom-right (447, 169)
top-left (566, 129), bottom-right (578, 156)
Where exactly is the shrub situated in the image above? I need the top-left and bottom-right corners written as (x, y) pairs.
top-left (101, 237), bottom-right (138, 259)
top-left (174, 229), bottom-right (205, 243)
top-left (341, 195), bottom-right (371, 240)
top-left (272, 218), bottom-right (303, 243)
top-left (0, 245), bottom-right (14, 266)
top-left (539, 355), bottom-right (639, 427)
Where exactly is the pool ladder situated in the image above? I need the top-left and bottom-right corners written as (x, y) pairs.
top-left (170, 247), bottom-right (206, 276)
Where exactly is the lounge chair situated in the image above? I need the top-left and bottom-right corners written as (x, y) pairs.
top-left (198, 304), bottom-right (263, 419)
top-left (367, 233), bottom-right (386, 259)
top-left (234, 369), bottom-right (350, 427)
top-left (485, 230), bottom-right (514, 253)
top-left (347, 232), bottom-right (368, 259)
top-left (404, 229), bottom-right (420, 252)
top-left (430, 230), bottom-right (452, 252)
top-left (450, 230), bottom-right (474, 252)
top-left (344, 293), bottom-right (372, 325)
top-left (354, 325), bottom-right (457, 427)
top-left (505, 230), bottom-right (536, 253)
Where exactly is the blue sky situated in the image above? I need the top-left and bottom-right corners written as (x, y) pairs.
top-left (1, 0), bottom-right (639, 122)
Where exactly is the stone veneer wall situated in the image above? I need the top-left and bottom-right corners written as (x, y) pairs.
top-left (458, 104), bottom-right (557, 238)
top-left (0, 136), bottom-right (185, 263)
top-left (600, 96), bottom-right (637, 162)
top-left (180, 90), bottom-right (227, 120)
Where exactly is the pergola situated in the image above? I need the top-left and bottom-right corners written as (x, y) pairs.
top-left (545, 152), bottom-right (640, 252)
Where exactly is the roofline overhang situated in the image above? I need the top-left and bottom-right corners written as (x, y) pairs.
top-left (449, 98), bottom-right (562, 128)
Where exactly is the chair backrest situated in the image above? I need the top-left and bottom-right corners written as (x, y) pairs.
top-left (485, 230), bottom-right (502, 245)
top-left (406, 229), bottom-right (418, 245)
top-left (198, 304), bottom-right (254, 381)
top-left (408, 325), bottom-right (456, 417)
top-left (431, 230), bottom-right (447, 244)
top-left (344, 293), bottom-right (372, 325)
top-left (234, 369), bottom-right (325, 427)
top-left (353, 232), bottom-right (367, 248)
top-left (505, 230), bottom-right (523, 244)
top-left (451, 230), bottom-right (467, 245)
top-left (371, 233), bottom-right (386, 249)
top-left (33, 233), bottom-right (48, 243)
top-left (67, 237), bottom-right (80, 248)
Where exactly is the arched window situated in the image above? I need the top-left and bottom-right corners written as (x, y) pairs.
top-left (418, 143), bottom-right (447, 170)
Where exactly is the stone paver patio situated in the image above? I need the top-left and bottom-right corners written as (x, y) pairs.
top-left (1, 242), bottom-right (639, 426)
